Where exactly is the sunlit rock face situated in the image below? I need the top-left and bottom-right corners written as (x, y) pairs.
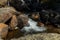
top-left (0, 7), bottom-right (16, 23)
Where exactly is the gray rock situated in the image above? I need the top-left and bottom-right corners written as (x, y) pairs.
top-left (11, 33), bottom-right (60, 40)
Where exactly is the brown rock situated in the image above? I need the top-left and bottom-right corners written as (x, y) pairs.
top-left (0, 0), bottom-right (7, 7)
top-left (37, 22), bottom-right (44, 27)
top-left (0, 7), bottom-right (17, 23)
top-left (17, 14), bottom-right (29, 29)
top-left (9, 15), bottom-right (18, 30)
top-left (0, 23), bottom-right (8, 38)
top-left (7, 29), bottom-right (24, 39)
top-left (46, 25), bottom-right (60, 33)
top-left (30, 12), bottom-right (40, 20)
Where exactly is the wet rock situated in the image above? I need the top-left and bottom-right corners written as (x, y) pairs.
top-left (37, 22), bottom-right (44, 27)
top-left (17, 14), bottom-right (29, 29)
top-left (9, 15), bottom-right (18, 30)
top-left (48, 0), bottom-right (60, 13)
top-left (0, 0), bottom-right (7, 7)
top-left (7, 29), bottom-right (24, 39)
top-left (0, 23), bottom-right (8, 38)
top-left (40, 10), bottom-right (50, 24)
top-left (9, 0), bottom-right (25, 11)
top-left (29, 12), bottom-right (40, 21)
top-left (40, 10), bottom-right (60, 27)
top-left (0, 7), bottom-right (17, 23)
top-left (41, 0), bottom-right (48, 3)
top-left (46, 25), bottom-right (60, 33)
top-left (9, 0), bottom-right (49, 12)
top-left (9, 0), bottom-right (42, 12)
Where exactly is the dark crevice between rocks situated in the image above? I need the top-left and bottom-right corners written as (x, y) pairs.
top-left (5, 18), bottom-right (12, 25)
top-left (4, 18), bottom-right (24, 40)
top-left (5, 17), bottom-right (12, 31)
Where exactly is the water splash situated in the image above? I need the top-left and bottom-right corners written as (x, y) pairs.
top-left (21, 18), bottom-right (47, 34)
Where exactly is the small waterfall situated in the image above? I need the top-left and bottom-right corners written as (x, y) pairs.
top-left (7, 0), bottom-right (10, 6)
top-left (21, 18), bottom-right (47, 34)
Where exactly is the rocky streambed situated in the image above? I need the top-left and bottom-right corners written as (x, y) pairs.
top-left (0, 0), bottom-right (60, 40)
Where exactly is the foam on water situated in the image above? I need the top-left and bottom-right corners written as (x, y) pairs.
top-left (21, 18), bottom-right (47, 33)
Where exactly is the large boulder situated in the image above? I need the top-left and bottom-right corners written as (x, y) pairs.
top-left (17, 14), bottom-right (29, 29)
top-left (0, 7), bottom-right (17, 23)
top-left (0, 23), bottom-right (8, 38)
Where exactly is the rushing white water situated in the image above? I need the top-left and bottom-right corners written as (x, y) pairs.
top-left (21, 18), bottom-right (47, 33)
